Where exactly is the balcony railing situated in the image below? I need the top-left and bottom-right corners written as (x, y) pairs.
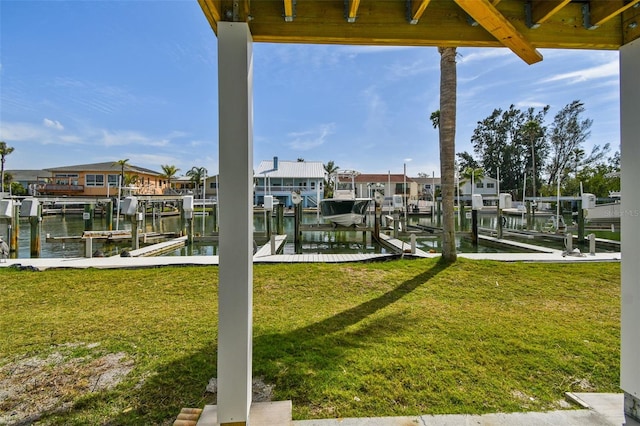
top-left (254, 185), bottom-right (320, 193)
top-left (40, 184), bottom-right (84, 193)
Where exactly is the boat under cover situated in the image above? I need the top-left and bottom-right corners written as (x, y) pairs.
top-left (320, 198), bottom-right (371, 227)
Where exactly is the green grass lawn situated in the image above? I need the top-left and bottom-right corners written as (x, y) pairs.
top-left (589, 230), bottom-right (620, 241)
top-left (0, 259), bottom-right (620, 425)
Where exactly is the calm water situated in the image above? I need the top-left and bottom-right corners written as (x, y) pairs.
top-left (2, 210), bottom-right (613, 259)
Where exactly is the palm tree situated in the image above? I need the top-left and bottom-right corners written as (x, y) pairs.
top-left (1, 141), bottom-right (15, 194)
top-left (437, 47), bottom-right (458, 262)
top-left (429, 110), bottom-right (440, 129)
top-left (123, 173), bottom-right (140, 186)
top-left (459, 167), bottom-right (485, 195)
top-left (186, 166), bottom-right (207, 196)
top-left (113, 159), bottom-right (130, 188)
top-left (160, 164), bottom-right (180, 191)
top-left (323, 160), bottom-right (339, 198)
top-left (522, 120), bottom-right (543, 198)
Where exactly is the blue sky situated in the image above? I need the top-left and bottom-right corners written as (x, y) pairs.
top-left (1, 1), bottom-right (620, 178)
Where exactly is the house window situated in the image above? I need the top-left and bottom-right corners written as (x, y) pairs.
top-left (86, 174), bottom-right (105, 187)
top-left (54, 173), bottom-right (79, 185)
top-left (486, 183), bottom-right (495, 189)
top-left (476, 182), bottom-right (484, 189)
top-left (107, 174), bottom-right (119, 187)
top-left (395, 183), bottom-right (408, 194)
top-left (310, 181), bottom-right (315, 189)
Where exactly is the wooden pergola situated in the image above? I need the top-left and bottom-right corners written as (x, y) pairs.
top-left (197, 1), bottom-right (640, 424)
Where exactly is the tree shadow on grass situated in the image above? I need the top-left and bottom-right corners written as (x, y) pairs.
top-left (252, 259), bottom-right (452, 411)
top-left (35, 260), bottom-right (451, 425)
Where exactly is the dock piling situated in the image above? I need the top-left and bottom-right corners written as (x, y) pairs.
top-left (85, 237), bottom-right (93, 258)
top-left (10, 204), bottom-right (19, 253)
top-left (29, 204), bottom-right (41, 258)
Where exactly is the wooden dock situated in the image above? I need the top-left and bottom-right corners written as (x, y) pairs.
top-left (129, 236), bottom-right (188, 257)
top-left (376, 233), bottom-right (433, 257)
top-left (478, 234), bottom-right (562, 254)
top-left (253, 235), bottom-right (287, 257)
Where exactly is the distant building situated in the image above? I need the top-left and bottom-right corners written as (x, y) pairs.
top-left (354, 173), bottom-right (418, 206)
top-left (411, 176), bottom-right (442, 201)
top-left (254, 159), bottom-right (324, 208)
top-left (459, 175), bottom-right (498, 196)
top-left (173, 174), bottom-right (219, 199)
top-left (5, 170), bottom-right (48, 195)
top-left (38, 162), bottom-right (169, 197)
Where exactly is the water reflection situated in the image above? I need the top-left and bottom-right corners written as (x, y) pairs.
top-left (5, 210), bottom-right (613, 259)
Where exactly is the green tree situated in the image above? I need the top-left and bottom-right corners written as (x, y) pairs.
top-left (186, 166), bottom-right (207, 196)
top-left (323, 160), bottom-right (339, 198)
top-left (546, 100), bottom-right (592, 186)
top-left (459, 167), bottom-right (485, 195)
top-left (430, 110), bottom-right (440, 129)
top-left (456, 151), bottom-right (480, 172)
top-left (113, 159), bottom-right (130, 187)
top-left (1, 141), bottom-right (15, 193)
top-left (123, 173), bottom-right (139, 186)
top-left (471, 105), bottom-right (548, 197)
top-left (437, 47), bottom-right (457, 262)
top-left (10, 181), bottom-right (27, 196)
top-left (522, 119), bottom-right (547, 198)
top-left (161, 164), bottom-right (180, 190)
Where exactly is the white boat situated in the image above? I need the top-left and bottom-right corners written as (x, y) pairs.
top-left (586, 201), bottom-right (620, 224)
top-left (586, 190), bottom-right (620, 225)
top-left (320, 170), bottom-right (371, 227)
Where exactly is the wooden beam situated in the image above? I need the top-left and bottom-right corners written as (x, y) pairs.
top-left (623, 2), bottom-right (640, 44)
top-left (346, 0), bottom-right (361, 23)
top-left (531, 0), bottom-right (571, 26)
top-left (198, 0), bottom-right (221, 33)
top-left (454, 0), bottom-right (543, 64)
top-left (283, 0), bottom-right (294, 22)
top-left (199, 0), bottom-right (624, 50)
top-left (409, 0), bottom-right (432, 24)
top-left (590, 0), bottom-right (640, 29)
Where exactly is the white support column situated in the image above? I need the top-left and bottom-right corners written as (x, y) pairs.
top-left (620, 38), bottom-right (640, 422)
top-left (217, 22), bottom-right (254, 426)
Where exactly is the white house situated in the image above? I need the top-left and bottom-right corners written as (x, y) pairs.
top-left (254, 159), bottom-right (324, 208)
top-left (459, 175), bottom-right (498, 196)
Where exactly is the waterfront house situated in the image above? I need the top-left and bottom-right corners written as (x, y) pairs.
top-left (353, 173), bottom-right (418, 208)
top-left (254, 160), bottom-right (324, 208)
top-left (173, 174), bottom-right (219, 200)
top-left (411, 176), bottom-right (442, 202)
top-left (39, 162), bottom-right (169, 197)
top-left (4, 170), bottom-right (48, 195)
top-left (458, 175), bottom-right (499, 197)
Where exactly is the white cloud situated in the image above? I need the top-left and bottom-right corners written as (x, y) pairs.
top-left (99, 130), bottom-right (169, 148)
top-left (387, 59), bottom-right (437, 79)
top-left (540, 60), bottom-right (619, 84)
top-left (458, 48), bottom-right (514, 64)
top-left (515, 100), bottom-right (549, 108)
top-left (287, 123), bottom-right (335, 151)
top-left (43, 118), bottom-right (64, 130)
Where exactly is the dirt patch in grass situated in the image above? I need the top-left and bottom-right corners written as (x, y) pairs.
top-left (0, 343), bottom-right (134, 425)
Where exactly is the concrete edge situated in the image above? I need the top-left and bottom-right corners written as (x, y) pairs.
top-left (565, 392), bottom-right (591, 409)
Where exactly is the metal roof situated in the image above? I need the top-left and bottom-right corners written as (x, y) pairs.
top-left (254, 160), bottom-right (325, 179)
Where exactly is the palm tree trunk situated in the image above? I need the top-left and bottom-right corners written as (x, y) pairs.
top-left (438, 47), bottom-right (458, 262)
